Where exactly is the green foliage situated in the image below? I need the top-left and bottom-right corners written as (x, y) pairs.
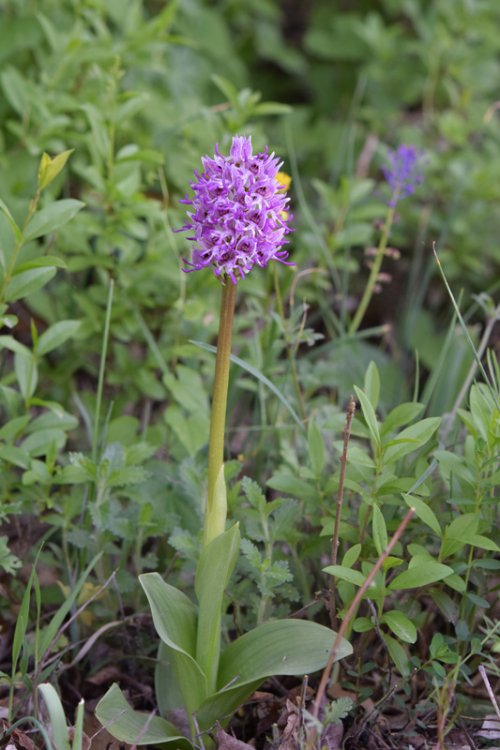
top-left (97, 526), bottom-right (351, 747)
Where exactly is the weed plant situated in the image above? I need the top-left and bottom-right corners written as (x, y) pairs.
top-left (0, 2), bottom-right (499, 749)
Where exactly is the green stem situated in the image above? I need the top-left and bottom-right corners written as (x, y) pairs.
top-left (348, 198), bottom-right (398, 335)
top-left (92, 277), bottom-right (114, 463)
top-left (204, 280), bottom-right (237, 546)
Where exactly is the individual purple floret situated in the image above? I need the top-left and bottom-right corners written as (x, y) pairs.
top-left (382, 145), bottom-right (424, 206)
top-left (177, 135), bottom-right (293, 284)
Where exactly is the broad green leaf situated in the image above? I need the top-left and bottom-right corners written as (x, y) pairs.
top-left (195, 524), bottom-right (240, 692)
top-left (139, 573), bottom-right (207, 714)
top-left (381, 402), bottom-right (424, 437)
top-left (342, 544), bottom-right (362, 569)
top-left (442, 513), bottom-right (499, 557)
top-left (352, 617), bottom-right (374, 633)
top-left (353, 386), bottom-right (380, 446)
top-left (23, 199), bottom-right (85, 242)
top-left (37, 320), bottom-right (81, 356)
top-left (38, 684), bottom-right (71, 750)
top-left (372, 504), bottom-right (387, 557)
top-left (364, 361), bottom-right (380, 409)
top-left (95, 683), bottom-right (192, 748)
top-left (385, 634), bottom-right (410, 676)
top-left (155, 642), bottom-right (185, 717)
top-left (14, 256), bottom-right (67, 272)
top-left (218, 620), bottom-right (352, 686)
top-left (14, 349), bottom-right (38, 400)
top-left (466, 534), bottom-right (499, 552)
top-left (196, 619), bottom-right (352, 730)
top-left (0, 445), bottom-right (30, 468)
top-left (389, 561), bottom-right (453, 590)
top-left (403, 493), bottom-right (441, 536)
top-left (322, 564), bottom-right (365, 587)
top-left (0, 335), bottom-right (31, 356)
top-left (5, 267), bottom-right (57, 302)
top-left (383, 418), bottom-right (440, 463)
top-left (381, 610), bottom-right (417, 643)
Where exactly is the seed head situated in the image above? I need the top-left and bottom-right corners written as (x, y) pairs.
top-left (178, 136), bottom-right (293, 284)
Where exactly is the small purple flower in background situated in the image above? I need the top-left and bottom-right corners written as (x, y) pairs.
top-left (382, 145), bottom-right (424, 206)
top-left (178, 135), bottom-right (293, 284)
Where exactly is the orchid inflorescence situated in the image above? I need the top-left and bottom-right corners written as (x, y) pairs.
top-left (178, 135), bottom-right (293, 284)
top-left (382, 144), bottom-right (425, 206)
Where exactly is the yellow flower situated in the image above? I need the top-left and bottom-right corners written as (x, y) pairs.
top-left (277, 172), bottom-right (291, 219)
top-left (277, 171), bottom-right (292, 192)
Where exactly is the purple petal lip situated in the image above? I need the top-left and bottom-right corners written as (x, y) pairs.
top-left (176, 135), bottom-right (293, 283)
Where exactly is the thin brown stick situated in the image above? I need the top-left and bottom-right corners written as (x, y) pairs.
top-left (479, 665), bottom-right (500, 721)
top-left (312, 506), bottom-right (416, 721)
top-left (329, 396), bottom-right (356, 629)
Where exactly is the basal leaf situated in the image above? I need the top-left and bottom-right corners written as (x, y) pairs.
top-left (195, 524), bottom-right (240, 692)
top-left (139, 573), bottom-right (207, 714)
top-left (196, 619), bottom-right (352, 732)
top-left (95, 683), bottom-right (192, 748)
